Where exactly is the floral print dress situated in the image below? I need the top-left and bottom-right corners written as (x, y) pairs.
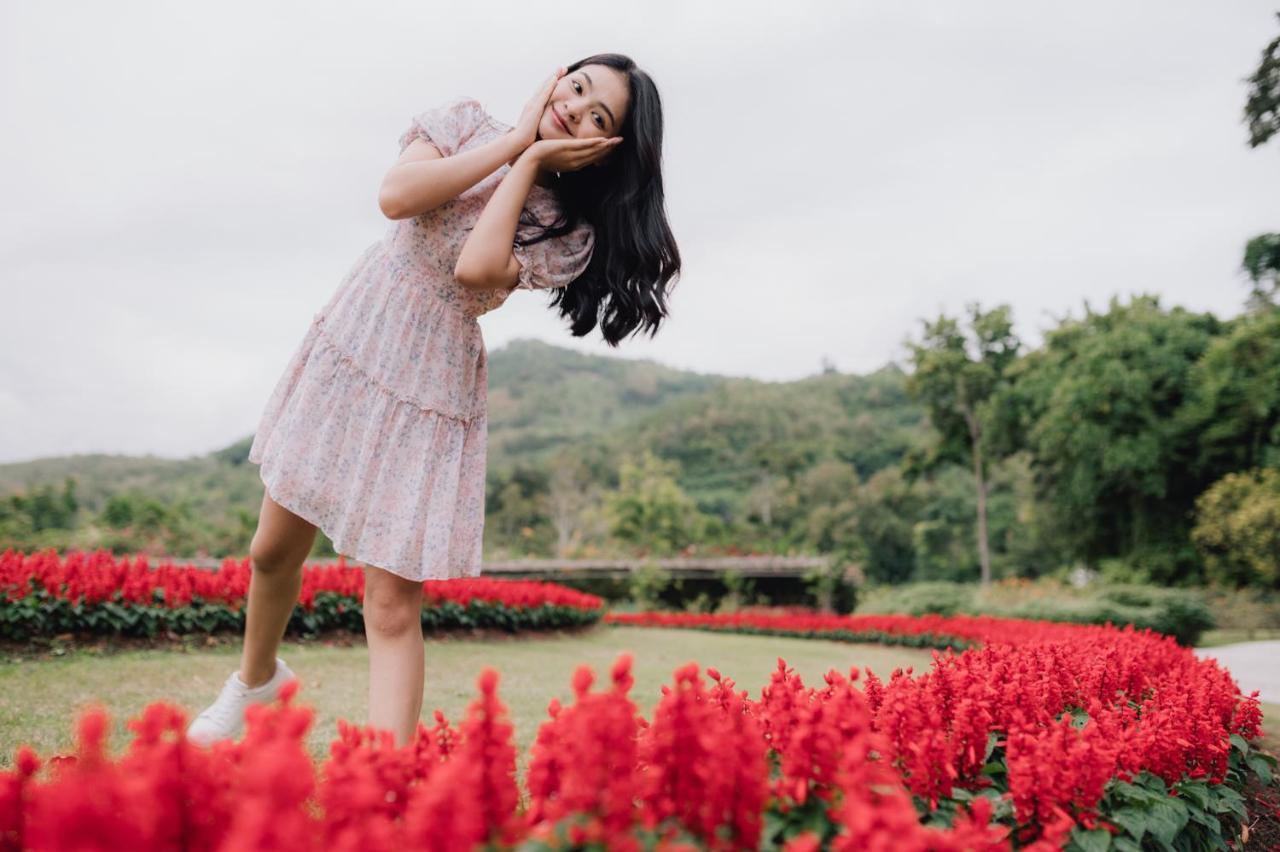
top-left (246, 96), bottom-right (595, 582)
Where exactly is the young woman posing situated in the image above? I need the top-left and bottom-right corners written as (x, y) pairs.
top-left (185, 53), bottom-right (681, 747)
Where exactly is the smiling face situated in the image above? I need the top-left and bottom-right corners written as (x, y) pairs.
top-left (540, 63), bottom-right (630, 141)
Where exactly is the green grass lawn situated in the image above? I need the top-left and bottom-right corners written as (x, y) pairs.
top-left (0, 625), bottom-right (934, 775)
top-left (1260, 702), bottom-right (1280, 755)
top-left (1197, 629), bottom-right (1280, 647)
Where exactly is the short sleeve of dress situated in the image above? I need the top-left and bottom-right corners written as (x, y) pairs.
top-left (511, 220), bottom-right (595, 292)
top-left (398, 96), bottom-right (486, 158)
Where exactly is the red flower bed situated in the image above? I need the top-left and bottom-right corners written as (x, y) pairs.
top-left (0, 549), bottom-right (604, 639)
top-left (603, 609), bottom-right (1102, 647)
top-left (1, 614), bottom-right (1274, 849)
top-left (604, 610), bottom-right (1276, 848)
top-left (1, 658), bottom-right (1011, 851)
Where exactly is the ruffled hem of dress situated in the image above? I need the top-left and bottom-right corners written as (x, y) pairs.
top-left (311, 314), bottom-right (483, 425)
top-left (255, 469), bottom-right (484, 584)
top-left (246, 319), bottom-right (487, 583)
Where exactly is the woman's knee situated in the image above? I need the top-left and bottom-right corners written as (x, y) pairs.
top-left (249, 530), bottom-right (310, 575)
top-left (249, 489), bottom-right (317, 573)
top-left (363, 567), bottom-right (423, 638)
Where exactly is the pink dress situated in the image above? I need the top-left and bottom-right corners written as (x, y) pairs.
top-left (246, 96), bottom-right (595, 583)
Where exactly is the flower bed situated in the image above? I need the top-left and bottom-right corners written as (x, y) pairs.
top-left (1, 615), bottom-right (1276, 849)
top-left (0, 549), bottom-right (604, 639)
top-left (605, 610), bottom-right (1278, 849)
top-left (605, 608), bottom-right (1107, 648)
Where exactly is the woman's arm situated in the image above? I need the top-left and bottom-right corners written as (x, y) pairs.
top-left (378, 131), bottom-right (527, 221)
top-left (453, 148), bottom-right (541, 290)
top-left (454, 136), bottom-right (616, 290)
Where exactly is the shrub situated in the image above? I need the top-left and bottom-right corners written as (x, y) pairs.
top-left (856, 581), bottom-right (975, 616)
top-left (626, 561), bottom-right (673, 610)
top-left (1193, 468), bottom-right (1280, 588)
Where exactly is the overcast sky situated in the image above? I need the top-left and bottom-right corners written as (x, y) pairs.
top-left (2, 1), bottom-right (1277, 465)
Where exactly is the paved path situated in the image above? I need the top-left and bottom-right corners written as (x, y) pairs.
top-left (1193, 641), bottom-right (1280, 704)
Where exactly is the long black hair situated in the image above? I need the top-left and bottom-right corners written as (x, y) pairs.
top-left (515, 53), bottom-right (680, 347)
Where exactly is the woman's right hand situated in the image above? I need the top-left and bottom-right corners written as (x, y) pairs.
top-left (511, 67), bottom-right (566, 150)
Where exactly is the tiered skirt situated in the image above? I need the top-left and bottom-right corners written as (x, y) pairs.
top-left (246, 241), bottom-right (488, 582)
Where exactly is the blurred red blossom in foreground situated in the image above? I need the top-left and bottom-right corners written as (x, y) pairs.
top-left (0, 610), bottom-right (1268, 850)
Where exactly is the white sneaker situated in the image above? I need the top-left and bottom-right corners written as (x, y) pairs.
top-left (186, 657), bottom-right (296, 747)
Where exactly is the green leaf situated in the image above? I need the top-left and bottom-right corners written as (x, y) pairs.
top-left (1146, 798), bottom-right (1189, 847)
top-left (1140, 773), bottom-right (1169, 795)
top-left (1113, 779), bottom-right (1161, 805)
top-left (1173, 782), bottom-right (1211, 811)
top-left (983, 730), bottom-right (999, 761)
top-left (1068, 826), bottom-right (1112, 852)
top-left (1246, 752), bottom-right (1273, 784)
top-left (1214, 785), bottom-right (1247, 819)
top-left (1107, 806), bottom-right (1147, 840)
top-left (1111, 836), bottom-right (1142, 852)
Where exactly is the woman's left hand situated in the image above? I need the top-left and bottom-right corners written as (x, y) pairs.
top-left (524, 136), bottom-right (623, 172)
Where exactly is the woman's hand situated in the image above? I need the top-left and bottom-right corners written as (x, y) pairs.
top-left (524, 136), bottom-right (623, 172)
top-left (512, 67), bottom-right (566, 150)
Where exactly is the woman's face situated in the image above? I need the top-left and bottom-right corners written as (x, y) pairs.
top-left (540, 64), bottom-right (629, 142)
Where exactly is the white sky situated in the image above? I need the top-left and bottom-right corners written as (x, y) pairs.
top-left (2, 1), bottom-right (1277, 464)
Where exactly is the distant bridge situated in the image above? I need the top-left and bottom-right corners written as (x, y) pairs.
top-left (479, 555), bottom-right (839, 580)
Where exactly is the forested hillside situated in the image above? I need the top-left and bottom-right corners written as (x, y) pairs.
top-left (0, 337), bottom-right (927, 569)
top-left (3, 296), bottom-right (1277, 592)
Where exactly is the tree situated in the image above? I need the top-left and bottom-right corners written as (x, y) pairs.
top-left (542, 454), bottom-right (596, 557)
top-left (1185, 307), bottom-right (1280, 476)
top-left (1007, 296), bottom-right (1221, 582)
top-left (1243, 12), bottom-right (1280, 148)
top-left (1241, 16), bottom-right (1280, 305)
top-left (1242, 234), bottom-right (1280, 308)
top-left (906, 303), bottom-right (1020, 585)
top-left (485, 465), bottom-right (552, 553)
top-left (3, 478), bottom-right (79, 533)
top-left (605, 451), bottom-right (706, 555)
top-left (1192, 468), bottom-right (1280, 588)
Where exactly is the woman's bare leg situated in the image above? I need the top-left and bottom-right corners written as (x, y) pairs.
top-left (362, 564), bottom-right (425, 746)
top-left (239, 488), bottom-right (318, 688)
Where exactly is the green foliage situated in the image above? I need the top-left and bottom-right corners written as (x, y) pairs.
top-left (718, 569), bottom-right (753, 611)
top-left (1007, 586), bottom-right (1214, 647)
top-left (0, 477), bottom-right (78, 536)
top-left (1185, 308), bottom-right (1280, 475)
top-left (857, 580), bottom-right (1214, 646)
top-left (1068, 735), bottom-right (1275, 851)
top-left (906, 303), bottom-right (1021, 471)
top-left (1192, 468), bottom-right (1280, 589)
top-left (832, 467), bottom-right (920, 585)
top-left (906, 303), bottom-right (1021, 584)
top-left (605, 451), bottom-right (708, 554)
top-left (800, 561), bottom-right (858, 614)
top-left (1244, 12), bottom-right (1280, 149)
top-left (1242, 234), bottom-right (1280, 308)
top-left (627, 561), bottom-right (674, 609)
top-left (3, 294), bottom-right (1279, 593)
top-left (857, 581), bottom-right (975, 617)
top-left (1007, 295), bottom-right (1222, 581)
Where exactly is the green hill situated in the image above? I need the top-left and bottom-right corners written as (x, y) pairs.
top-left (0, 338), bottom-right (924, 561)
